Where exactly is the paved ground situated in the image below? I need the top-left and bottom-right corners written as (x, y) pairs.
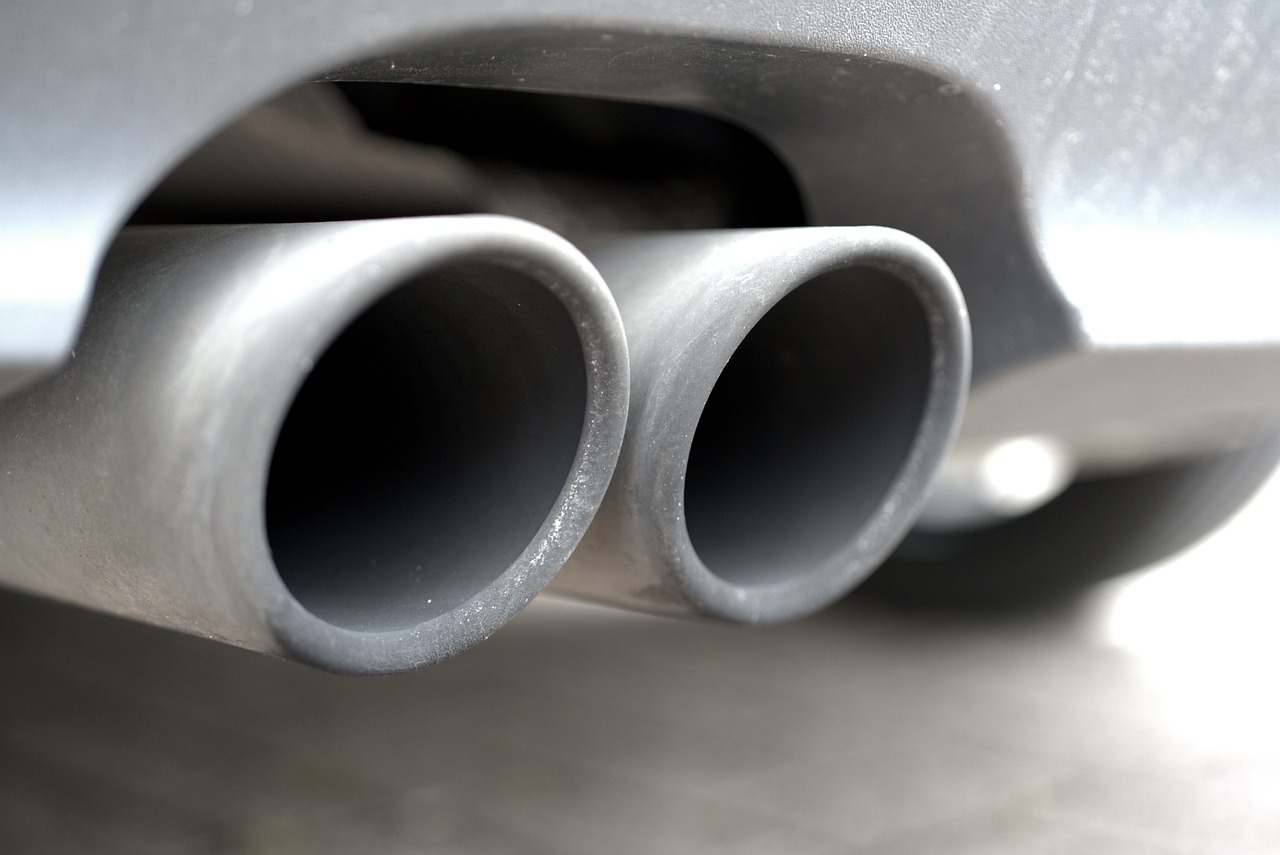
top-left (1, 472), bottom-right (1278, 854)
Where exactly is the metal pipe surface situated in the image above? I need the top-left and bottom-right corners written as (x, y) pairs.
top-left (552, 227), bottom-right (970, 621)
top-left (0, 216), bottom-right (629, 673)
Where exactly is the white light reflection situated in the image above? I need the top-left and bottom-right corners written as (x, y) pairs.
top-left (917, 435), bottom-right (1076, 531)
top-left (1095, 464), bottom-right (1280, 755)
top-left (1046, 227), bottom-right (1280, 347)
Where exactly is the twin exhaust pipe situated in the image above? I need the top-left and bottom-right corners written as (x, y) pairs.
top-left (0, 216), bottom-right (969, 673)
top-left (554, 228), bottom-right (969, 622)
top-left (0, 217), bottom-right (629, 673)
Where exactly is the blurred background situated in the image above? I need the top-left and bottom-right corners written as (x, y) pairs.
top-left (1, 467), bottom-right (1276, 855)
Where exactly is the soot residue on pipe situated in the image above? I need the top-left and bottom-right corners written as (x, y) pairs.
top-left (265, 262), bottom-right (587, 632)
top-left (683, 268), bottom-right (931, 587)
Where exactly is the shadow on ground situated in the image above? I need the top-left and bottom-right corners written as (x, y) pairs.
top-left (3, 568), bottom-right (1277, 855)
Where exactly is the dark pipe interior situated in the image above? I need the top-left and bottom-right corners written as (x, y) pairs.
top-left (265, 262), bottom-right (587, 632)
top-left (684, 268), bottom-right (932, 587)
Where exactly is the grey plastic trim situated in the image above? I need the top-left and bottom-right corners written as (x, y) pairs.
top-left (7, 3), bottom-right (1280, 396)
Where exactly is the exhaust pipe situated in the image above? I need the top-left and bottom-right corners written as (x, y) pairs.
top-left (0, 216), bottom-right (629, 673)
top-left (551, 227), bottom-right (970, 621)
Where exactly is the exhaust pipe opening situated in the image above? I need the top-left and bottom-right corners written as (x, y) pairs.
top-left (265, 261), bottom-right (588, 633)
top-left (684, 268), bottom-right (931, 588)
top-left (552, 227), bottom-right (968, 622)
top-left (0, 216), bottom-right (627, 672)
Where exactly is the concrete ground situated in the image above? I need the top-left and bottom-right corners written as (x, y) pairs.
top-left (1, 471), bottom-right (1278, 854)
